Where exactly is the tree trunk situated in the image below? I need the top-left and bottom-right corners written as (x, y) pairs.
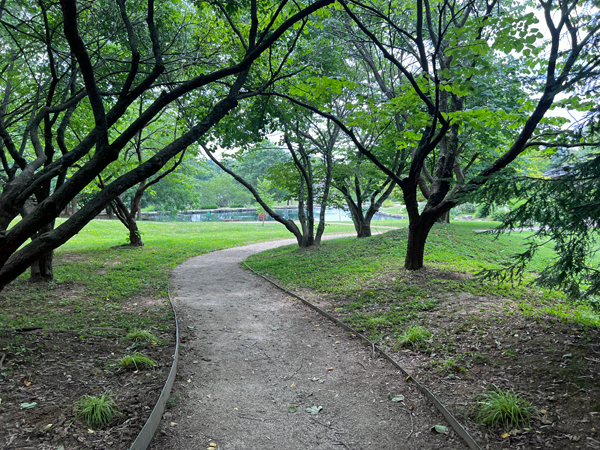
top-left (404, 219), bottom-right (433, 270)
top-left (437, 210), bottom-right (450, 223)
top-left (356, 220), bottom-right (372, 238)
top-left (113, 196), bottom-right (144, 247)
top-left (30, 249), bottom-right (53, 281)
top-left (128, 222), bottom-right (143, 247)
top-left (29, 222), bottom-right (54, 282)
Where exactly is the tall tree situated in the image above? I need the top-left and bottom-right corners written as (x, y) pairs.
top-left (279, 0), bottom-right (600, 269)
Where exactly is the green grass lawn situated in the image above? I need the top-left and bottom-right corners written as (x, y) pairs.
top-left (246, 221), bottom-right (600, 332)
top-left (1, 219), bottom-right (357, 333)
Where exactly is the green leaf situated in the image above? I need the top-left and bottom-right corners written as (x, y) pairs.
top-left (289, 406), bottom-right (297, 413)
top-left (392, 395), bottom-right (405, 402)
top-left (20, 402), bottom-right (37, 409)
top-left (432, 425), bottom-right (447, 433)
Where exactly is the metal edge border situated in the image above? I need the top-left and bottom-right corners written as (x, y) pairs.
top-left (129, 287), bottom-right (180, 450)
top-left (243, 261), bottom-right (482, 450)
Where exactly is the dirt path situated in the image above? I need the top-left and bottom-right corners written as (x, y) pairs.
top-left (148, 239), bottom-right (468, 450)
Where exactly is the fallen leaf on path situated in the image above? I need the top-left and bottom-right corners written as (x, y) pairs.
top-left (306, 406), bottom-right (323, 415)
top-left (431, 425), bottom-right (447, 434)
top-left (289, 406), bottom-right (297, 413)
top-left (24, 380), bottom-right (31, 386)
top-left (502, 433), bottom-right (510, 439)
top-left (20, 402), bottom-right (37, 409)
top-left (391, 395), bottom-right (405, 402)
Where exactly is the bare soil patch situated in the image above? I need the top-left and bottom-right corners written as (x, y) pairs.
top-left (0, 278), bottom-right (175, 449)
top-left (317, 266), bottom-right (600, 450)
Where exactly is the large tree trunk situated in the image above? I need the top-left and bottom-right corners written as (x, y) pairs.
top-left (30, 248), bottom-right (54, 281)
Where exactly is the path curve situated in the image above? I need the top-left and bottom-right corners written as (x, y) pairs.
top-left (148, 239), bottom-right (467, 450)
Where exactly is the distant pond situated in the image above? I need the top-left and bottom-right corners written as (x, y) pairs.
top-left (142, 208), bottom-right (403, 223)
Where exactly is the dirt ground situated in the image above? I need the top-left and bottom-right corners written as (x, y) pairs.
top-left (298, 267), bottom-right (600, 450)
top-left (149, 240), bottom-right (469, 450)
top-left (0, 324), bottom-right (175, 449)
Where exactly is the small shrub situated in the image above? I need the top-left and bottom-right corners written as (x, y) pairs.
top-left (397, 325), bottom-right (432, 347)
top-left (228, 203), bottom-right (245, 208)
top-left (201, 204), bottom-right (219, 210)
top-left (125, 328), bottom-right (158, 343)
top-left (382, 199), bottom-right (394, 207)
top-left (475, 388), bottom-right (533, 430)
top-left (118, 353), bottom-right (158, 370)
top-left (74, 391), bottom-right (120, 429)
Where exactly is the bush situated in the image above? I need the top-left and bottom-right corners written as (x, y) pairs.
top-left (201, 204), bottom-right (219, 210)
top-left (228, 203), bottom-right (245, 208)
top-left (125, 329), bottom-right (158, 343)
top-left (460, 203), bottom-right (477, 214)
top-left (382, 199), bottom-right (394, 207)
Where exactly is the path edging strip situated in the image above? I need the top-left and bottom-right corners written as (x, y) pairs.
top-left (244, 261), bottom-right (482, 450)
top-left (128, 288), bottom-right (180, 450)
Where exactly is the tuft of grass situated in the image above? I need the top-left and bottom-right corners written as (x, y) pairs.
top-left (73, 390), bottom-right (120, 429)
top-left (118, 353), bottom-right (157, 370)
top-left (125, 328), bottom-right (158, 343)
top-left (475, 388), bottom-right (533, 430)
top-left (397, 324), bottom-right (433, 347)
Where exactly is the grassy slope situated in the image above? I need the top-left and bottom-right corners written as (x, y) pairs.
top-left (246, 221), bottom-right (600, 335)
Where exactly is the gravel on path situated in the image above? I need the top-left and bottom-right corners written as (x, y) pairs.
top-left (148, 239), bottom-right (468, 450)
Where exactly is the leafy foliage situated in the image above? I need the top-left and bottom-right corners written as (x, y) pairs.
top-left (479, 153), bottom-right (600, 303)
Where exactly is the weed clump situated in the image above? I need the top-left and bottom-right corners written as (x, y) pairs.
top-left (475, 388), bottom-right (533, 430)
top-left (125, 328), bottom-right (158, 343)
top-left (118, 353), bottom-right (157, 370)
top-left (396, 325), bottom-right (432, 347)
top-left (74, 391), bottom-right (120, 429)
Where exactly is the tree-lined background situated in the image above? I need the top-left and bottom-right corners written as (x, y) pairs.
top-left (0, 0), bottom-right (599, 299)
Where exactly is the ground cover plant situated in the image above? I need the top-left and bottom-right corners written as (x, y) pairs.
top-left (246, 222), bottom-right (600, 449)
top-left (0, 218), bottom-right (360, 449)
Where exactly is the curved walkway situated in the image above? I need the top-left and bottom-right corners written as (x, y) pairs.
top-left (148, 239), bottom-right (467, 450)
